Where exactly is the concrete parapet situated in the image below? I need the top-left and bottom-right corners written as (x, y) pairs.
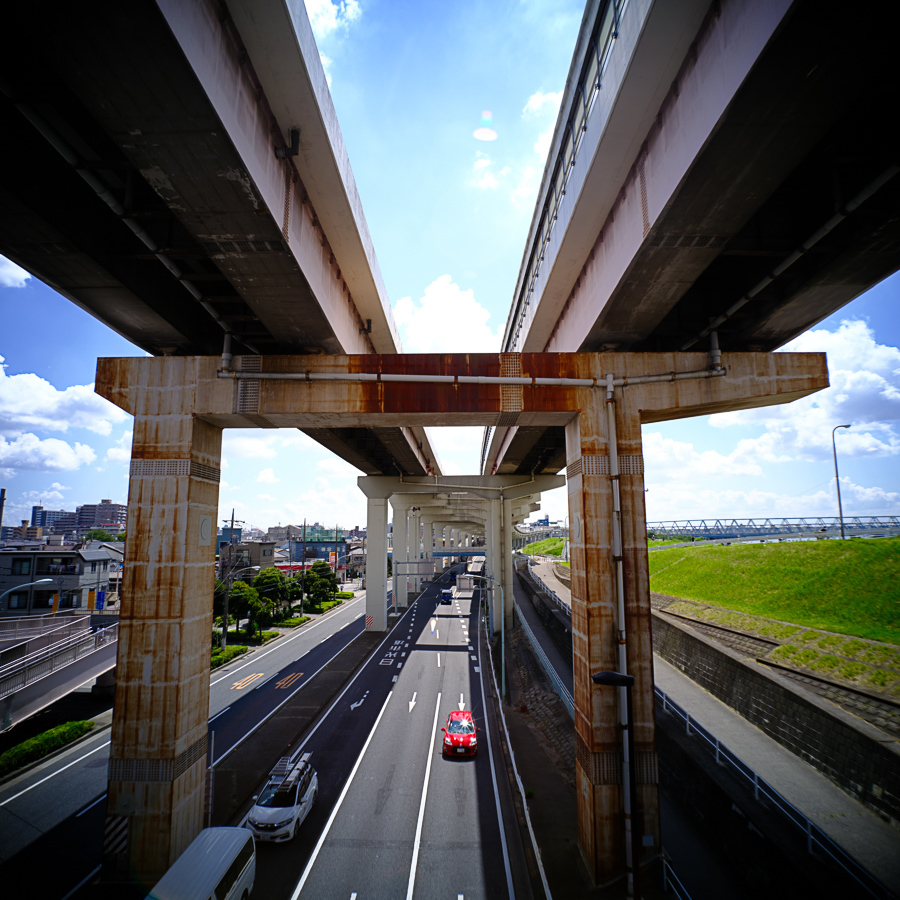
top-left (653, 612), bottom-right (900, 828)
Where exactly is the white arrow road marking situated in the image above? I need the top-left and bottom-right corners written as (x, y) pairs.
top-left (350, 690), bottom-right (369, 710)
top-left (409, 691), bottom-right (417, 713)
top-left (459, 693), bottom-right (465, 710)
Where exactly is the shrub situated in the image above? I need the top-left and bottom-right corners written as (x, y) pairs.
top-left (274, 616), bottom-right (309, 628)
top-left (335, 591), bottom-right (355, 599)
top-left (0, 721), bottom-right (94, 777)
top-left (210, 645), bottom-right (248, 669)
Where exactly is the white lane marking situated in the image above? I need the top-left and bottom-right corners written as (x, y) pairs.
top-left (437, 629), bottom-right (440, 640)
top-left (350, 690), bottom-right (369, 711)
top-left (351, 894), bottom-right (358, 900)
top-left (1, 739), bottom-right (111, 807)
top-left (61, 864), bottom-right (102, 900)
top-left (214, 629), bottom-right (366, 767)
top-left (291, 693), bottom-right (394, 899)
top-left (406, 692), bottom-right (442, 900)
top-left (409, 692), bottom-right (417, 713)
top-left (459, 693), bottom-right (465, 711)
top-left (210, 594), bottom-right (365, 687)
top-left (209, 706), bottom-right (231, 722)
top-left (392, 675), bottom-right (399, 683)
top-left (437, 654), bottom-right (441, 668)
top-left (76, 793), bottom-right (107, 817)
top-left (476, 613), bottom-right (515, 898)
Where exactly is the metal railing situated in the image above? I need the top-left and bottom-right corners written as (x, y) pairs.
top-left (655, 686), bottom-right (894, 899)
top-left (516, 603), bottom-right (574, 719)
top-left (648, 516), bottom-right (900, 539)
top-left (0, 622), bottom-right (119, 700)
top-left (663, 858), bottom-right (692, 898)
top-left (0, 612), bottom-right (79, 640)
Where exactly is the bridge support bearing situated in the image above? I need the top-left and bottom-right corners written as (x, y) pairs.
top-left (106, 402), bottom-right (222, 884)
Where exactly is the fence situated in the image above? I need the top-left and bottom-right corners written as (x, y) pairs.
top-left (0, 622), bottom-right (119, 701)
top-left (515, 603), bottom-right (574, 719)
top-left (656, 686), bottom-right (894, 899)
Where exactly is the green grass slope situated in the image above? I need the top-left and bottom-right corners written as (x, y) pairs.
top-left (523, 537), bottom-right (567, 557)
top-left (649, 537), bottom-right (900, 644)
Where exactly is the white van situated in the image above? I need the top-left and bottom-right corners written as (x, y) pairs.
top-left (146, 827), bottom-right (255, 900)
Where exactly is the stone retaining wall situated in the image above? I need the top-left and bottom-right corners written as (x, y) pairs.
top-left (653, 612), bottom-right (900, 828)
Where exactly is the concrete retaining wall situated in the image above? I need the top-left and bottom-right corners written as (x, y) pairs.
top-left (653, 612), bottom-right (900, 828)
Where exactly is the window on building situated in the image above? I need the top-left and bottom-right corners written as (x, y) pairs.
top-left (7, 593), bottom-right (27, 609)
top-left (12, 558), bottom-right (31, 575)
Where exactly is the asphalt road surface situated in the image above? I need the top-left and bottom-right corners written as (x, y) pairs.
top-left (0, 591), bottom-right (383, 899)
top-left (247, 577), bottom-right (519, 900)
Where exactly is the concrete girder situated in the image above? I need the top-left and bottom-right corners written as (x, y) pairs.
top-left (95, 350), bottom-right (827, 884)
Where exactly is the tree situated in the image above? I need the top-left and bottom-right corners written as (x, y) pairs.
top-left (306, 560), bottom-right (337, 608)
top-left (85, 528), bottom-right (116, 542)
top-left (227, 580), bottom-right (259, 635)
top-left (253, 567), bottom-right (289, 613)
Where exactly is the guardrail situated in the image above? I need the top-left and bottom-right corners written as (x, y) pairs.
top-left (523, 560), bottom-right (572, 619)
top-left (0, 622), bottom-right (119, 701)
top-left (516, 603), bottom-right (574, 719)
top-left (655, 686), bottom-right (894, 899)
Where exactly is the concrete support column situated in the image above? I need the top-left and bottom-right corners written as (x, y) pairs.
top-left (365, 496), bottom-right (388, 631)
top-left (409, 508), bottom-right (421, 592)
top-left (565, 387), bottom-right (660, 885)
top-left (422, 516), bottom-right (433, 580)
top-left (107, 415), bottom-right (222, 883)
top-left (389, 498), bottom-right (409, 608)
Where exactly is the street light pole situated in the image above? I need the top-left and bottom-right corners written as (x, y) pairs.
top-left (832, 424), bottom-right (850, 540)
top-left (471, 573), bottom-right (505, 701)
top-left (592, 670), bottom-right (641, 899)
top-left (0, 578), bottom-right (53, 608)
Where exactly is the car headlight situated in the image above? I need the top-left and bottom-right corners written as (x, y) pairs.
top-left (444, 735), bottom-right (452, 744)
top-left (248, 818), bottom-right (261, 827)
top-left (470, 737), bottom-right (477, 745)
top-left (273, 818), bottom-right (294, 829)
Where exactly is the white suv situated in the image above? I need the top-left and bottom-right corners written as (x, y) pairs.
top-left (246, 754), bottom-right (318, 842)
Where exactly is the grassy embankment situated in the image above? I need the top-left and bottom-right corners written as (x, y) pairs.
top-left (523, 537), bottom-right (567, 557)
top-left (649, 537), bottom-right (900, 645)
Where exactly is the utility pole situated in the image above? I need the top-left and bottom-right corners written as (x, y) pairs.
top-left (301, 518), bottom-right (306, 615)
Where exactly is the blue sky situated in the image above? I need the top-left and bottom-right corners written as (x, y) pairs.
top-left (1, 0), bottom-right (898, 534)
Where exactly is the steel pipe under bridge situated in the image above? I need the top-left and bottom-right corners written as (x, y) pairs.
top-left (647, 517), bottom-right (900, 539)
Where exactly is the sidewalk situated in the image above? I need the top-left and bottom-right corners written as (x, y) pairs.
top-left (523, 559), bottom-right (900, 896)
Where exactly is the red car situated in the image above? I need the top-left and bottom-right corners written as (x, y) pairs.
top-left (441, 710), bottom-right (479, 757)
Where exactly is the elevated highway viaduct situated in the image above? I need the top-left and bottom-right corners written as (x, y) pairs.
top-left (0, 0), bottom-right (886, 891)
top-left (480, 0), bottom-right (900, 886)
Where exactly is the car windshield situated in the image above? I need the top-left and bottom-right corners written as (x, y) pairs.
top-left (257, 785), bottom-right (298, 808)
top-left (447, 718), bottom-right (475, 735)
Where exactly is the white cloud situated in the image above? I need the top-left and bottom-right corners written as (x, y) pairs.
top-left (522, 90), bottom-right (563, 118)
top-left (0, 358), bottom-right (128, 437)
top-left (710, 320), bottom-right (900, 460)
top-left (304, 0), bottom-right (361, 41)
top-left (393, 275), bottom-right (501, 353)
top-left (223, 434), bottom-right (279, 459)
top-left (475, 170), bottom-right (500, 190)
top-left (0, 433), bottom-right (96, 472)
top-left (0, 256), bottom-right (31, 288)
top-left (257, 468), bottom-right (280, 484)
top-left (105, 430), bottom-right (134, 465)
top-left (474, 156), bottom-right (492, 170)
top-left (511, 164), bottom-right (540, 209)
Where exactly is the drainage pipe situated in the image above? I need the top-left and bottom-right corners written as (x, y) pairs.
top-left (218, 366), bottom-right (726, 389)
